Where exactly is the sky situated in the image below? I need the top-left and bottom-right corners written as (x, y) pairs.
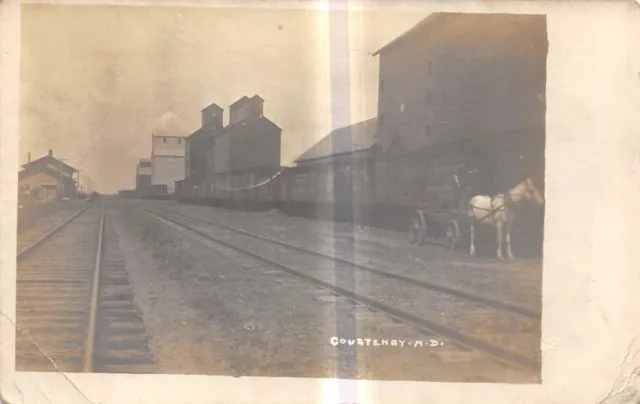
top-left (20, 5), bottom-right (427, 193)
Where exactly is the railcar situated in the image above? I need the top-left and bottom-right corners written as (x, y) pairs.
top-left (176, 130), bottom-right (544, 257)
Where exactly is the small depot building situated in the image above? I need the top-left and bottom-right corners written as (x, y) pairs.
top-left (18, 149), bottom-right (78, 203)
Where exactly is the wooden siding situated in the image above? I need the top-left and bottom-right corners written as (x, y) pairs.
top-left (377, 13), bottom-right (547, 155)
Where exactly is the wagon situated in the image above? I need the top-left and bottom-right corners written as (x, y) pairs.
top-left (409, 207), bottom-right (468, 251)
top-left (407, 161), bottom-right (492, 252)
top-left (408, 177), bottom-right (544, 256)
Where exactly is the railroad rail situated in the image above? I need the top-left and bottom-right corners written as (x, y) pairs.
top-left (140, 206), bottom-right (540, 376)
top-left (17, 203), bottom-right (91, 260)
top-left (141, 204), bottom-right (539, 319)
top-left (15, 200), bottom-right (154, 373)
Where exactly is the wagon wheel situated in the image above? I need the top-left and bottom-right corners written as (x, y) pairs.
top-left (444, 220), bottom-right (461, 251)
top-left (409, 213), bottom-right (426, 245)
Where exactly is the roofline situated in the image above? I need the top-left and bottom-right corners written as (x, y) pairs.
top-left (201, 103), bottom-right (223, 112)
top-left (293, 117), bottom-right (378, 162)
top-left (152, 135), bottom-right (186, 138)
top-left (22, 156), bottom-right (77, 172)
top-left (372, 12), bottom-right (550, 56)
top-left (372, 13), bottom-right (440, 57)
top-left (186, 127), bottom-right (206, 139)
top-left (257, 116), bottom-right (282, 132)
top-left (208, 115), bottom-right (282, 139)
top-left (230, 94), bottom-right (264, 108)
top-left (307, 117), bottom-right (378, 143)
top-left (229, 96), bottom-right (250, 108)
top-left (332, 117), bottom-right (377, 132)
top-left (19, 167), bottom-right (77, 181)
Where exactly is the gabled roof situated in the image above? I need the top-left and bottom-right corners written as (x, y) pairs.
top-left (210, 115), bottom-right (281, 140)
top-left (201, 103), bottom-right (223, 112)
top-left (373, 12), bottom-right (546, 57)
top-left (295, 118), bottom-right (379, 163)
top-left (229, 94), bottom-right (264, 108)
top-left (22, 155), bottom-right (77, 173)
top-left (19, 166), bottom-right (76, 183)
top-left (229, 96), bottom-right (250, 108)
top-left (251, 115), bottom-right (281, 133)
top-left (186, 127), bottom-right (205, 140)
top-left (372, 13), bottom-right (443, 56)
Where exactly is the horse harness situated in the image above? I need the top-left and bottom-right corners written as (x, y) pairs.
top-left (413, 192), bottom-right (512, 233)
top-left (468, 191), bottom-right (515, 223)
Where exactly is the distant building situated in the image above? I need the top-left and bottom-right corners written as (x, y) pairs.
top-left (295, 118), bottom-right (379, 167)
top-left (371, 12), bottom-right (547, 206)
top-left (205, 95), bottom-right (282, 194)
top-left (185, 103), bottom-right (224, 190)
top-left (294, 118), bottom-right (378, 204)
top-left (151, 134), bottom-right (186, 193)
top-left (228, 95), bottom-right (264, 125)
top-left (175, 95), bottom-right (282, 199)
top-left (18, 149), bottom-right (78, 202)
top-left (136, 158), bottom-right (152, 191)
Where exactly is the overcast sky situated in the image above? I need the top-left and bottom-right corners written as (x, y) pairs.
top-left (20, 5), bottom-right (426, 193)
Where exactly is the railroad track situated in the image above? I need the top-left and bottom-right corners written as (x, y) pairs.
top-left (145, 204), bottom-right (540, 319)
top-left (139, 205), bottom-right (541, 378)
top-left (17, 203), bottom-right (92, 260)
top-left (16, 200), bottom-right (154, 373)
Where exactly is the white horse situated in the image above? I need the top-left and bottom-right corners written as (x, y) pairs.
top-left (467, 178), bottom-right (544, 260)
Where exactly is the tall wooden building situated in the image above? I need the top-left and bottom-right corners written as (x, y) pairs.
top-left (205, 95), bottom-right (282, 197)
top-left (185, 103), bottom-right (224, 190)
top-left (372, 13), bottom-right (548, 209)
top-left (176, 95), bottom-right (282, 200)
top-left (151, 134), bottom-right (186, 194)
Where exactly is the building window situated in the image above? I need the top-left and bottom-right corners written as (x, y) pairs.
top-left (163, 138), bottom-right (167, 143)
top-left (178, 139), bottom-right (182, 144)
top-left (400, 102), bottom-right (405, 112)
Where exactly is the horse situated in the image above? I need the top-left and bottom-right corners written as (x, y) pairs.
top-left (467, 177), bottom-right (544, 260)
